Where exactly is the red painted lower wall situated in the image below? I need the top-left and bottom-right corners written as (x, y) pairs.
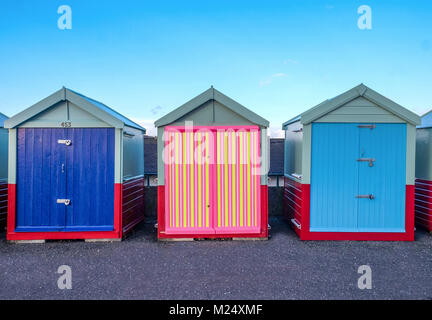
top-left (414, 178), bottom-right (432, 232)
top-left (121, 177), bottom-right (145, 235)
top-left (7, 183), bottom-right (125, 241)
top-left (158, 185), bottom-right (268, 239)
top-left (0, 181), bottom-right (7, 228)
top-left (284, 178), bottom-right (415, 241)
top-left (283, 177), bottom-right (304, 238)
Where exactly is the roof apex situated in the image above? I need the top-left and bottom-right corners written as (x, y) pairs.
top-left (154, 87), bottom-right (269, 127)
top-left (298, 84), bottom-right (420, 126)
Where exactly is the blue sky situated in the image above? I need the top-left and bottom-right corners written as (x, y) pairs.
top-left (0, 0), bottom-right (431, 136)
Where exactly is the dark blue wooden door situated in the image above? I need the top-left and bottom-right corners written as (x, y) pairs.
top-left (65, 128), bottom-right (115, 231)
top-left (16, 128), bottom-right (67, 231)
top-left (16, 128), bottom-right (115, 232)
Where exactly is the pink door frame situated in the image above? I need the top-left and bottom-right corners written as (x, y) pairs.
top-left (162, 125), bottom-right (264, 237)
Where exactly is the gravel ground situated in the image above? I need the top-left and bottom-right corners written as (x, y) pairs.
top-left (0, 217), bottom-right (431, 300)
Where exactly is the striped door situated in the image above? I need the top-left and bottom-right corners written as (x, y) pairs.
top-left (164, 126), bottom-right (261, 235)
top-left (165, 129), bottom-right (214, 234)
top-left (214, 129), bottom-right (261, 234)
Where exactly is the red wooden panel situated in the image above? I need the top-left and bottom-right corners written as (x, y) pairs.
top-left (121, 177), bottom-right (145, 234)
top-left (0, 181), bottom-right (7, 227)
top-left (283, 177), bottom-right (303, 232)
top-left (415, 179), bottom-right (432, 231)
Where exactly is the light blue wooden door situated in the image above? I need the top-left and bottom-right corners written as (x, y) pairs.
top-left (310, 123), bottom-right (359, 232)
top-left (357, 124), bottom-right (406, 232)
top-left (310, 123), bottom-right (407, 233)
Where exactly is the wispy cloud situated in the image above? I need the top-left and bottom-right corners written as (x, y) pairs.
top-left (259, 72), bottom-right (287, 87)
top-left (283, 59), bottom-right (299, 65)
top-left (150, 105), bottom-right (163, 116)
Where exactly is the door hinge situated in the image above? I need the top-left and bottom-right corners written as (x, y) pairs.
top-left (57, 199), bottom-right (71, 206)
top-left (358, 124), bottom-right (376, 129)
top-left (58, 139), bottom-right (72, 146)
top-left (356, 194), bottom-right (375, 200)
top-left (357, 158), bottom-right (376, 167)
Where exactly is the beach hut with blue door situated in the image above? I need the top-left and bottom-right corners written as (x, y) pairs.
top-left (4, 88), bottom-right (146, 241)
top-left (0, 112), bottom-right (9, 227)
top-left (282, 84), bottom-right (420, 241)
top-left (414, 110), bottom-right (432, 233)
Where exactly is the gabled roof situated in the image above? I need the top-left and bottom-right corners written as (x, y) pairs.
top-left (154, 87), bottom-right (269, 128)
top-left (282, 84), bottom-right (420, 129)
top-left (4, 87), bottom-right (146, 132)
top-left (0, 112), bottom-right (8, 128)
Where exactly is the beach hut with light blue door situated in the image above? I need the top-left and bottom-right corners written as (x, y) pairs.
top-left (0, 112), bottom-right (9, 227)
top-left (282, 84), bottom-right (420, 241)
top-left (4, 88), bottom-right (146, 241)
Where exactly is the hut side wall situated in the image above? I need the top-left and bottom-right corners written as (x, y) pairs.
top-left (121, 125), bottom-right (145, 234)
top-left (0, 127), bottom-right (8, 226)
top-left (283, 121), bottom-right (303, 179)
top-left (415, 127), bottom-right (432, 231)
top-left (415, 128), bottom-right (432, 181)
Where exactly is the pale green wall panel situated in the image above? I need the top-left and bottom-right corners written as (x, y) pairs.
top-left (19, 101), bottom-right (112, 128)
top-left (415, 128), bottom-right (432, 181)
top-left (283, 120), bottom-right (303, 180)
top-left (157, 127), bottom-right (165, 186)
top-left (8, 128), bottom-right (16, 184)
top-left (0, 128), bottom-right (8, 180)
top-left (122, 126), bottom-right (145, 181)
top-left (301, 124), bottom-right (312, 184)
top-left (114, 128), bottom-right (122, 184)
top-left (406, 123), bottom-right (416, 185)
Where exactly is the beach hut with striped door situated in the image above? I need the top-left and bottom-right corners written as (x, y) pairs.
top-left (283, 84), bottom-right (420, 241)
top-left (4, 87), bottom-right (146, 241)
top-left (155, 87), bottom-right (270, 240)
top-left (415, 110), bottom-right (432, 232)
top-left (0, 112), bottom-right (9, 227)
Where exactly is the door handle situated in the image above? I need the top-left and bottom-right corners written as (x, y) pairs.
top-left (57, 199), bottom-right (71, 206)
top-left (58, 139), bottom-right (72, 146)
top-left (357, 158), bottom-right (375, 167)
top-left (356, 194), bottom-right (375, 200)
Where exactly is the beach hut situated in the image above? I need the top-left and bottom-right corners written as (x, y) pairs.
top-left (4, 87), bottom-right (146, 241)
top-left (155, 87), bottom-right (269, 240)
top-left (0, 112), bottom-right (9, 227)
top-left (415, 111), bottom-right (432, 232)
top-left (282, 84), bottom-right (420, 241)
